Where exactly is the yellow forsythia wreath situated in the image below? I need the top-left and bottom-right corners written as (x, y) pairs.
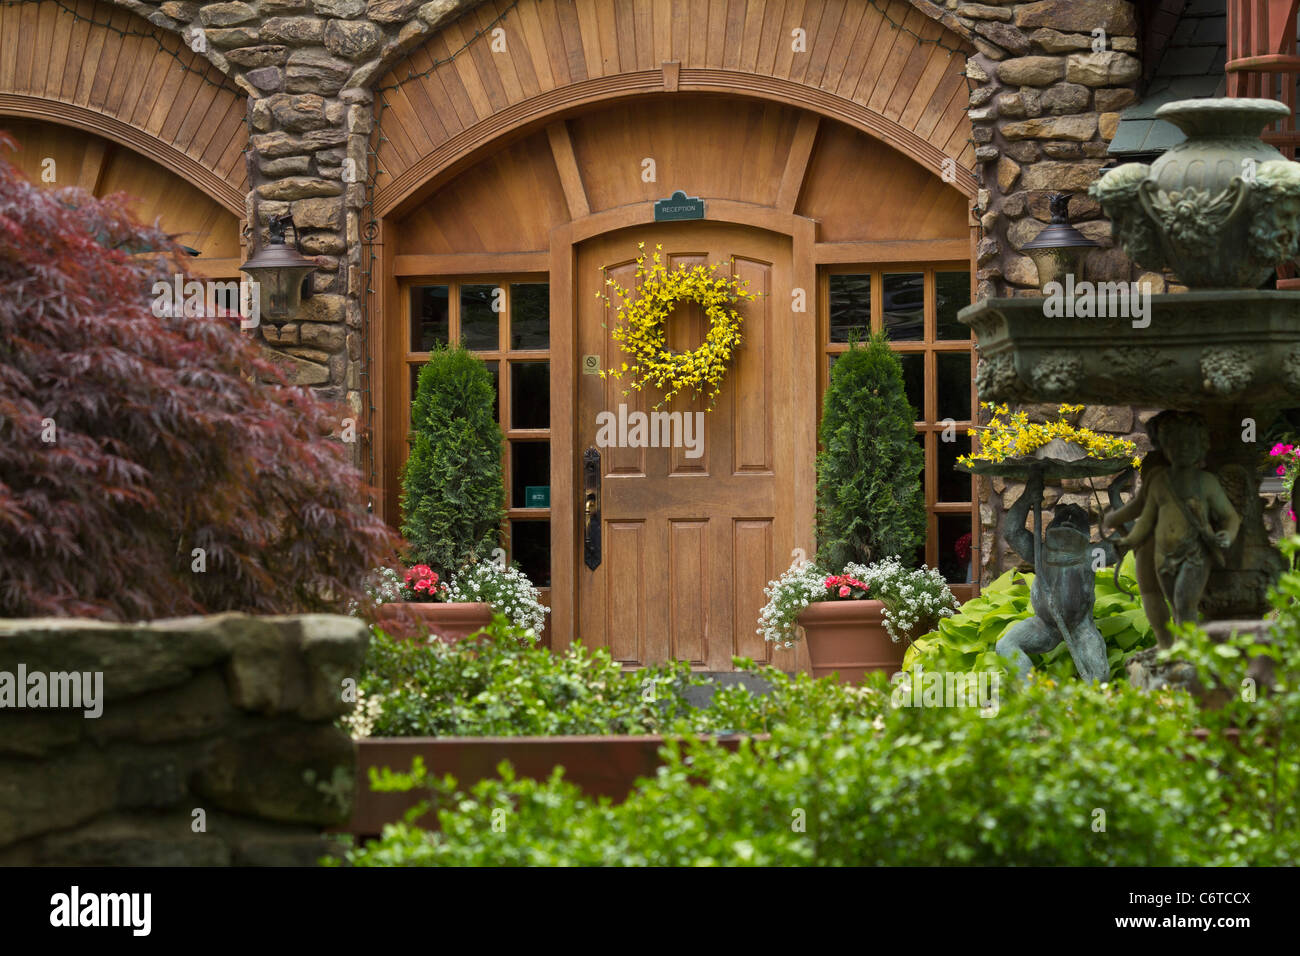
top-left (597, 242), bottom-right (758, 408)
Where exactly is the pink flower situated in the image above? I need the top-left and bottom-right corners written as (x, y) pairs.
top-left (1272, 443), bottom-right (1286, 456)
top-left (839, 585), bottom-right (851, 598)
top-left (1278, 465), bottom-right (1287, 476)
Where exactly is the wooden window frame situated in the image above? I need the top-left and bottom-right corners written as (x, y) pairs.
top-left (817, 262), bottom-right (979, 601)
top-left (401, 274), bottom-right (553, 607)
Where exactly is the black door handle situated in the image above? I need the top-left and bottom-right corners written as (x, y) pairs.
top-left (583, 446), bottom-right (601, 570)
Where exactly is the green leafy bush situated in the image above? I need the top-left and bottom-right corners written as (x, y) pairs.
top-left (815, 331), bottom-right (926, 569)
top-left (903, 552), bottom-right (1155, 681)
top-left (400, 344), bottom-right (506, 576)
top-left (343, 618), bottom-right (877, 738)
top-left (344, 618), bottom-right (705, 738)
top-left (1166, 536), bottom-right (1300, 861)
top-left (341, 672), bottom-right (1276, 866)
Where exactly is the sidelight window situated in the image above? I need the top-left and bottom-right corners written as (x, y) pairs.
top-left (820, 266), bottom-right (977, 599)
top-left (403, 278), bottom-right (552, 601)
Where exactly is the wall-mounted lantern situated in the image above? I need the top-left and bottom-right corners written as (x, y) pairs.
top-left (239, 214), bottom-right (316, 320)
top-left (1021, 192), bottom-right (1099, 292)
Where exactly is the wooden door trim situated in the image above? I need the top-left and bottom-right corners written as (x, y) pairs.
top-left (0, 95), bottom-right (245, 214)
top-left (372, 72), bottom-right (978, 218)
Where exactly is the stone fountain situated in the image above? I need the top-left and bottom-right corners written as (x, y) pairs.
top-left (960, 98), bottom-right (1300, 679)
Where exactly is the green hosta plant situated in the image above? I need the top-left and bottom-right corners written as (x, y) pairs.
top-left (903, 551), bottom-right (1154, 681)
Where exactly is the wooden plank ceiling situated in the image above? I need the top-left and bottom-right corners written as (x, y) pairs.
top-left (0, 0), bottom-right (248, 212)
top-left (373, 0), bottom-right (976, 213)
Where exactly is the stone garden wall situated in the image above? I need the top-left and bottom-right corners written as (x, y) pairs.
top-left (0, 614), bottom-right (367, 865)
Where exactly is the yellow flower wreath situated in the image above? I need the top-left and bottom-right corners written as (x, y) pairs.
top-left (597, 243), bottom-right (758, 408)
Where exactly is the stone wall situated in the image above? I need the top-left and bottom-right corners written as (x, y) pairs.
top-left (0, 614), bottom-right (367, 865)
top-left (109, 0), bottom-right (486, 448)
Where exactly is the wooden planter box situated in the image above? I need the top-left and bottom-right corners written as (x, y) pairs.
top-left (343, 734), bottom-right (755, 838)
top-left (371, 601), bottom-right (493, 641)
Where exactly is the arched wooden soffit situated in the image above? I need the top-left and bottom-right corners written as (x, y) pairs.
top-left (369, 0), bottom-right (978, 218)
top-left (0, 0), bottom-right (247, 215)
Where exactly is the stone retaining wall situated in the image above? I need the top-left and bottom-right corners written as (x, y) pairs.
top-left (0, 614), bottom-right (367, 865)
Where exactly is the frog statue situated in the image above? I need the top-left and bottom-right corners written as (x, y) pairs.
top-left (1113, 410), bottom-right (1241, 633)
top-left (995, 470), bottom-right (1109, 682)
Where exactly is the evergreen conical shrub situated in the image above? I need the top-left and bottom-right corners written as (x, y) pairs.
top-left (401, 344), bottom-right (506, 575)
top-left (815, 331), bottom-right (926, 569)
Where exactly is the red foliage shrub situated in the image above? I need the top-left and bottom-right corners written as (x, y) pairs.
top-left (0, 133), bottom-right (400, 619)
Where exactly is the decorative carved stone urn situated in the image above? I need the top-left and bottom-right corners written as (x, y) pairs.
top-left (1091, 98), bottom-right (1300, 288)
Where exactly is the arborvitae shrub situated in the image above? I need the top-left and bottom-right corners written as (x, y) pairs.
top-left (400, 343), bottom-right (505, 575)
top-left (815, 330), bottom-right (926, 568)
top-left (0, 135), bottom-right (399, 619)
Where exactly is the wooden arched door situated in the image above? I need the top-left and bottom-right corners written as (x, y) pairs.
top-left (575, 221), bottom-right (798, 669)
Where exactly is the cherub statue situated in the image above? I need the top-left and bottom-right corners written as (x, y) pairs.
top-left (996, 469), bottom-right (1109, 683)
top-left (1115, 411), bottom-right (1240, 630)
top-left (1103, 411), bottom-right (1176, 648)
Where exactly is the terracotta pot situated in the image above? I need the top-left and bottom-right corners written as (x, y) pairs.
top-left (797, 599), bottom-right (905, 683)
top-left (372, 601), bottom-right (493, 642)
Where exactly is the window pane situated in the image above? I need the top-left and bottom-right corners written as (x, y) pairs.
top-left (936, 271), bottom-right (972, 340)
top-left (938, 513), bottom-right (974, 584)
top-left (511, 361), bottom-right (549, 429)
top-left (883, 273), bottom-right (924, 341)
top-left (937, 351), bottom-right (972, 422)
top-left (829, 274), bottom-right (870, 343)
top-left (460, 283), bottom-right (500, 350)
top-left (511, 519), bottom-right (551, 589)
top-left (410, 285), bottom-right (449, 351)
top-left (511, 441), bottom-right (550, 508)
top-left (937, 433), bottom-right (973, 503)
top-left (897, 351), bottom-right (924, 422)
top-left (409, 363), bottom-right (423, 416)
top-left (511, 283), bottom-right (549, 350)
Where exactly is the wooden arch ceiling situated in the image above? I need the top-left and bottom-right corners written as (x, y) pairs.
top-left (371, 0), bottom-right (978, 217)
top-left (0, 0), bottom-right (248, 224)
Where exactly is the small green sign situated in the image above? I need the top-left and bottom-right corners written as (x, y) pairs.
top-left (654, 190), bottom-right (705, 222)
top-left (525, 486), bottom-right (550, 508)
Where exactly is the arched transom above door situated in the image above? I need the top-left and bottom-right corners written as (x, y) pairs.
top-left (371, 0), bottom-right (977, 216)
top-left (0, 0), bottom-right (248, 212)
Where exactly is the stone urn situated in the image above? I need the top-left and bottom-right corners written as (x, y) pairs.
top-left (1090, 98), bottom-right (1300, 288)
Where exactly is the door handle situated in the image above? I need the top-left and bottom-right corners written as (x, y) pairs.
top-left (583, 446), bottom-right (601, 570)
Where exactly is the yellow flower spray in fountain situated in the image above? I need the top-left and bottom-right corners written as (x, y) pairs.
top-left (959, 403), bottom-right (1141, 470)
top-left (596, 242), bottom-right (758, 409)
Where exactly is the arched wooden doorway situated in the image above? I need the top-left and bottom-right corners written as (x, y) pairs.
top-left (0, 117), bottom-right (243, 275)
top-left (371, 0), bottom-right (977, 668)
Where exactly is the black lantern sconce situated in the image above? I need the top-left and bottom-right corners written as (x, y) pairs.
top-left (1021, 192), bottom-right (1099, 292)
top-left (239, 213), bottom-right (317, 320)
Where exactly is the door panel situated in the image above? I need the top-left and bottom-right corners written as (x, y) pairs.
top-left (577, 222), bottom-right (794, 669)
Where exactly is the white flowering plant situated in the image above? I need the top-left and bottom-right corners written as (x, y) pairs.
top-left (758, 553), bottom-right (959, 647)
top-left (447, 560), bottom-right (550, 634)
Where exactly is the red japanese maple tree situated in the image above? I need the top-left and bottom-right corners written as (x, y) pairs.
top-left (0, 133), bottom-right (399, 619)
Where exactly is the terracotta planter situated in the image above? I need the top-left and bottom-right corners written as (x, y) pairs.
top-left (798, 599), bottom-right (905, 683)
top-left (372, 601), bottom-right (493, 642)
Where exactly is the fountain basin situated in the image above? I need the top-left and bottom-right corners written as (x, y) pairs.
top-left (961, 292), bottom-right (1300, 409)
